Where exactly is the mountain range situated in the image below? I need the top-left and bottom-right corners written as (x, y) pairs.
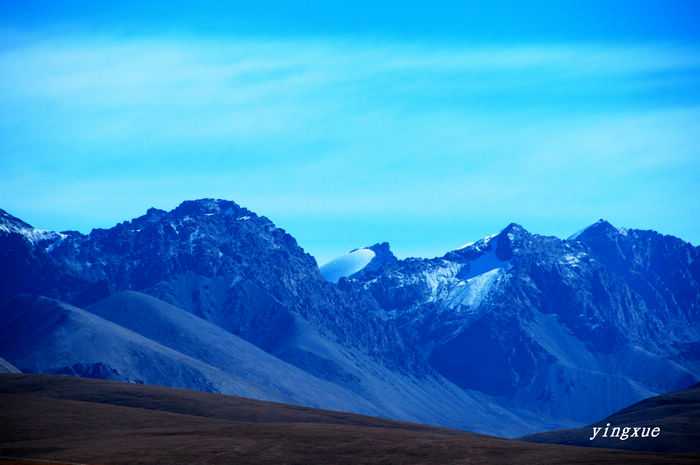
top-left (1, 198), bottom-right (698, 437)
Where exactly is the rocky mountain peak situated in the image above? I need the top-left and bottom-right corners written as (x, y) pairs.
top-left (145, 206), bottom-right (167, 218)
top-left (365, 242), bottom-right (396, 263)
top-left (501, 222), bottom-right (528, 235)
top-left (172, 198), bottom-right (238, 216)
top-left (571, 219), bottom-right (618, 241)
top-left (348, 242), bottom-right (398, 279)
top-left (494, 223), bottom-right (531, 259)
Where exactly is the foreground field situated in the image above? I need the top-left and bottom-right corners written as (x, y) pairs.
top-left (1, 374), bottom-right (698, 465)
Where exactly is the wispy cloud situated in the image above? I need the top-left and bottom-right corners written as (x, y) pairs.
top-left (3, 36), bottom-right (700, 105)
top-left (1, 33), bottom-right (699, 259)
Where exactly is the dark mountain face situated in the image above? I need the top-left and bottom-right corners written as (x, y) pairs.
top-left (575, 220), bottom-right (700, 340)
top-left (1, 200), bottom-right (699, 435)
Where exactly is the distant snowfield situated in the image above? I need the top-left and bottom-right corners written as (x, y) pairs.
top-left (320, 248), bottom-right (376, 283)
top-left (418, 246), bottom-right (509, 312)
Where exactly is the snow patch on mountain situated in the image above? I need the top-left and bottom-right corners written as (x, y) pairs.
top-left (421, 261), bottom-right (461, 301)
top-left (449, 268), bottom-right (503, 310)
top-left (320, 248), bottom-right (376, 283)
top-left (420, 248), bottom-right (509, 310)
top-left (0, 211), bottom-right (65, 245)
top-left (456, 232), bottom-right (498, 251)
top-left (560, 252), bottom-right (586, 267)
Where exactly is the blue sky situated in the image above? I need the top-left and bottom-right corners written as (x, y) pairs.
top-left (1, 2), bottom-right (699, 264)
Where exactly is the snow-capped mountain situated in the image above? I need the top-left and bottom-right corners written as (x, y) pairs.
top-left (320, 248), bottom-right (376, 283)
top-left (0, 200), bottom-right (698, 437)
top-left (320, 242), bottom-right (397, 283)
top-left (339, 222), bottom-right (700, 424)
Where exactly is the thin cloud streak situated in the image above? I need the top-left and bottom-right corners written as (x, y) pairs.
top-left (2, 36), bottom-right (700, 103)
top-left (1, 33), bottom-right (699, 259)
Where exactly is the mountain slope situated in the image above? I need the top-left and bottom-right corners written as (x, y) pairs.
top-left (0, 291), bottom-right (534, 436)
top-left (521, 382), bottom-right (700, 453)
top-left (83, 292), bottom-right (545, 436)
top-left (0, 294), bottom-right (295, 400)
top-left (84, 290), bottom-right (382, 413)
